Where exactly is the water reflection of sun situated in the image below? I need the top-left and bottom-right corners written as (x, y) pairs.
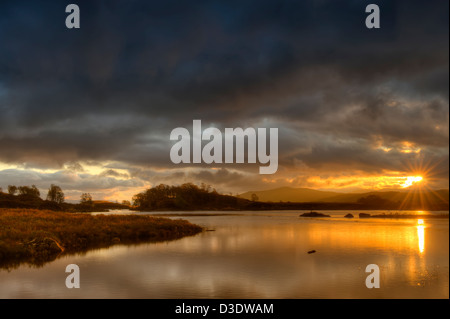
top-left (416, 219), bottom-right (425, 254)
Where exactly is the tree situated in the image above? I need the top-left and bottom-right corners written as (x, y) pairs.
top-left (46, 184), bottom-right (65, 203)
top-left (122, 200), bottom-right (131, 206)
top-left (31, 185), bottom-right (40, 197)
top-left (80, 193), bottom-right (93, 204)
top-left (18, 185), bottom-right (40, 197)
top-left (251, 193), bottom-right (259, 202)
top-left (8, 185), bottom-right (18, 195)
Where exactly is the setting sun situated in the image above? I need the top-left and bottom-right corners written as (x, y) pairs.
top-left (402, 176), bottom-right (423, 188)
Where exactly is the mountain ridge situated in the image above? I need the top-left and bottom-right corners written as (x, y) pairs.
top-left (238, 187), bottom-right (449, 205)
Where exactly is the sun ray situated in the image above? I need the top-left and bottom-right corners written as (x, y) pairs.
top-left (395, 156), bottom-right (449, 210)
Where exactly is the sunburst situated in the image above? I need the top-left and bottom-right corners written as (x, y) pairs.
top-left (401, 176), bottom-right (423, 188)
top-left (398, 157), bottom-right (448, 210)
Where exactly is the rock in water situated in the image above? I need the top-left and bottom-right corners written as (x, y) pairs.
top-left (344, 213), bottom-right (354, 218)
top-left (359, 213), bottom-right (371, 218)
top-left (300, 212), bottom-right (331, 217)
top-left (307, 250), bottom-right (316, 254)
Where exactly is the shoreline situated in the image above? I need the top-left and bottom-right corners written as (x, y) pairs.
top-left (130, 206), bottom-right (450, 212)
top-left (0, 209), bottom-right (203, 270)
top-left (120, 209), bottom-right (449, 218)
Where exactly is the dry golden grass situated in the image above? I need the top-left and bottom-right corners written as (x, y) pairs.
top-left (0, 208), bottom-right (203, 269)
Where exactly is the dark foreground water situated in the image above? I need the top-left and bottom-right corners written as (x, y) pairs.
top-left (0, 210), bottom-right (448, 298)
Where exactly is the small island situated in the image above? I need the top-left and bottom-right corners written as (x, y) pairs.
top-left (299, 211), bottom-right (331, 217)
top-left (0, 209), bottom-right (203, 269)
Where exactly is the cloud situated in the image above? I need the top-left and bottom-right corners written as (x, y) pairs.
top-left (99, 169), bottom-right (129, 179)
top-left (0, 167), bottom-right (146, 200)
top-left (0, 0), bottom-right (448, 195)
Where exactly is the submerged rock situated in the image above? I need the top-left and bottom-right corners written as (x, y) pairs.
top-left (359, 213), bottom-right (371, 218)
top-left (300, 212), bottom-right (330, 217)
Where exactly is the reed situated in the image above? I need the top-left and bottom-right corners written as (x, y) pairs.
top-left (0, 209), bottom-right (203, 269)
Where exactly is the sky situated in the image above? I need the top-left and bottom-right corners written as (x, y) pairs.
top-left (0, 0), bottom-right (448, 201)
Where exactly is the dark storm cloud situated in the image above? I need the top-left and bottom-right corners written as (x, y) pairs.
top-left (0, 0), bottom-right (448, 189)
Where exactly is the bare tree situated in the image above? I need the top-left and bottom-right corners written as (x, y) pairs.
top-left (47, 184), bottom-right (65, 203)
top-left (8, 185), bottom-right (18, 195)
top-left (80, 193), bottom-right (93, 204)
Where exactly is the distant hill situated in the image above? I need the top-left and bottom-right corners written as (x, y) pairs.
top-left (238, 187), bottom-right (340, 202)
top-left (238, 187), bottom-right (449, 210)
top-left (322, 189), bottom-right (449, 204)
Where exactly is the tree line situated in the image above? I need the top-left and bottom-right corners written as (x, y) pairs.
top-left (0, 184), bottom-right (128, 212)
top-left (0, 184), bottom-right (64, 202)
top-left (2, 183), bottom-right (447, 212)
top-left (0, 184), bottom-right (107, 204)
top-left (1, 184), bottom-right (66, 204)
top-left (132, 183), bottom-right (248, 211)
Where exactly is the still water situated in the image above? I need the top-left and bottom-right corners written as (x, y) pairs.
top-left (0, 210), bottom-right (448, 299)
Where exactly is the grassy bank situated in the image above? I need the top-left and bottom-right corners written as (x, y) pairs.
top-left (0, 209), bottom-right (203, 269)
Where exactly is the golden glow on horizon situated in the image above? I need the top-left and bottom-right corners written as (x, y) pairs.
top-left (300, 173), bottom-right (428, 191)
